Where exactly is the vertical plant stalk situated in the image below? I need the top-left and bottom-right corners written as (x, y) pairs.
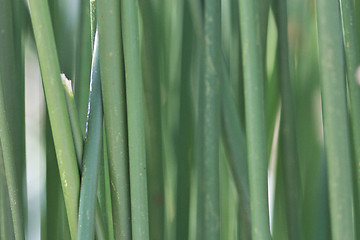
top-left (316, 0), bottom-right (356, 239)
top-left (273, 0), bottom-right (302, 238)
top-left (0, 144), bottom-right (15, 240)
top-left (121, 0), bottom-right (149, 238)
top-left (138, 1), bottom-right (165, 238)
top-left (28, 0), bottom-right (80, 238)
top-left (221, 61), bottom-right (251, 239)
top-left (75, 0), bottom-right (92, 135)
top-left (0, 72), bottom-right (24, 240)
top-left (98, 0), bottom-right (132, 238)
top-left (0, 1), bottom-right (26, 238)
top-left (175, 2), bottom-right (194, 239)
top-left (77, 31), bottom-right (105, 240)
top-left (238, 0), bottom-right (271, 238)
top-left (197, 0), bottom-right (221, 239)
top-left (339, 0), bottom-right (360, 226)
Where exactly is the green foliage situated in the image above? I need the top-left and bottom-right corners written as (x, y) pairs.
top-left (0, 0), bottom-right (359, 239)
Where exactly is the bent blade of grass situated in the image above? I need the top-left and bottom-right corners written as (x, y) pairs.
top-left (28, 0), bottom-right (80, 238)
top-left (121, 0), bottom-right (149, 238)
top-left (97, 0), bottom-right (132, 238)
top-left (238, 0), bottom-right (271, 238)
top-left (316, 0), bottom-right (356, 238)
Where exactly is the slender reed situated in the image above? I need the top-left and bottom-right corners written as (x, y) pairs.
top-left (316, 0), bottom-right (356, 238)
top-left (97, 0), bottom-right (132, 238)
top-left (238, 0), bottom-right (271, 238)
top-left (28, 0), bottom-right (80, 238)
top-left (121, 0), bottom-right (149, 238)
top-left (339, 1), bottom-right (360, 230)
top-left (0, 71), bottom-right (24, 240)
top-left (273, 0), bottom-right (302, 238)
top-left (197, 0), bottom-right (221, 239)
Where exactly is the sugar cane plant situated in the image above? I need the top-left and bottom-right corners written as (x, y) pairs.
top-left (1, 0), bottom-right (360, 239)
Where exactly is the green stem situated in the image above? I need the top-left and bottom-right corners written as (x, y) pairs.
top-left (238, 0), bottom-right (271, 238)
top-left (121, 0), bottom-right (149, 238)
top-left (97, 0), bottom-right (132, 238)
top-left (316, 0), bottom-right (356, 238)
top-left (77, 31), bottom-right (105, 240)
top-left (28, 0), bottom-right (80, 238)
top-left (197, 0), bottom-right (221, 239)
top-left (0, 69), bottom-right (24, 240)
top-left (339, 0), bottom-right (360, 234)
top-left (0, 144), bottom-right (15, 240)
top-left (273, 0), bottom-right (302, 238)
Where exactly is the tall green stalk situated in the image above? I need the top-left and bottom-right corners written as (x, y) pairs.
top-left (238, 0), bottom-right (271, 238)
top-left (316, 0), bottom-right (355, 238)
top-left (97, 0), bottom-right (132, 238)
top-left (121, 0), bottom-right (149, 238)
top-left (0, 71), bottom-right (24, 240)
top-left (197, 0), bottom-right (221, 239)
top-left (28, 0), bottom-right (80, 238)
top-left (0, 144), bottom-right (15, 240)
top-left (77, 31), bottom-right (104, 240)
top-left (339, 1), bottom-right (360, 232)
top-left (273, 0), bottom-right (302, 238)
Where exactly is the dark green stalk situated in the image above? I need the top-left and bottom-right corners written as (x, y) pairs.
top-left (103, 142), bottom-right (115, 240)
top-left (0, 71), bottom-right (24, 240)
top-left (77, 31), bottom-right (105, 240)
top-left (273, 0), bottom-right (302, 238)
top-left (316, 0), bottom-right (355, 238)
top-left (339, 0), bottom-right (360, 227)
top-left (0, 144), bottom-right (15, 240)
top-left (175, 2), bottom-right (194, 239)
top-left (75, 0), bottom-right (92, 135)
top-left (121, 0), bottom-right (149, 238)
top-left (138, 2), bottom-right (165, 238)
top-left (0, 1), bottom-right (25, 238)
top-left (97, 0), bottom-right (132, 238)
top-left (197, 0), bottom-right (221, 239)
top-left (238, 0), bottom-right (271, 238)
top-left (28, 0), bottom-right (80, 238)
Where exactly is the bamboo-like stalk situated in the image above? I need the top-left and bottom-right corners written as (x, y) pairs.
top-left (316, 0), bottom-right (356, 238)
top-left (238, 0), bottom-right (271, 238)
top-left (97, 0), bottom-right (132, 238)
top-left (121, 0), bottom-right (149, 238)
top-left (28, 0), bottom-right (80, 238)
top-left (197, 0), bottom-right (221, 239)
top-left (339, 0), bottom-right (360, 232)
top-left (273, 0), bottom-right (302, 238)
